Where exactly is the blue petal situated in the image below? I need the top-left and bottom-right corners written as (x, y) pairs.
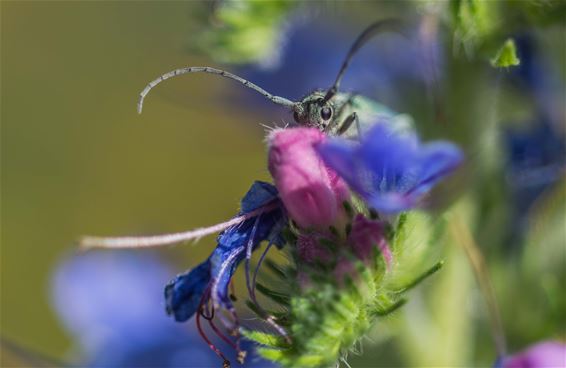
top-left (315, 139), bottom-right (363, 193)
top-left (239, 181), bottom-right (287, 248)
top-left (164, 260), bottom-right (211, 322)
top-left (367, 192), bottom-right (419, 213)
top-left (241, 181), bottom-right (279, 213)
top-left (359, 123), bottom-right (420, 192)
top-left (211, 207), bottom-right (286, 309)
top-left (165, 181), bottom-right (287, 321)
top-left (318, 123), bottom-right (463, 213)
top-left (410, 142), bottom-right (464, 196)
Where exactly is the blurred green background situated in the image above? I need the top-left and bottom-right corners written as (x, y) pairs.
top-left (2, 1), bottom-right (274, 363)
top-left (2, 1), bottom-right (565, 367)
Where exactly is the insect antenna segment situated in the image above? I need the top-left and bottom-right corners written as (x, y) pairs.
top-left (323, 18), bottom-right (407, 102)
top-left (137, 66), bottom-right (297, 114)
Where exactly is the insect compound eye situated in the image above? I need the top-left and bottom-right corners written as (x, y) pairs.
top-left (293, 110), bottom-right (301, 123)
top-left (321, 106), bottom-right (333, 121)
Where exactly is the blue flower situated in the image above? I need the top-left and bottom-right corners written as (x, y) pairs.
top-left (165, 181), bottom-right (286, 322)
top-left (316, 122), bottom-right (463, 213)
top-left (50, 251), bottom-right (221, 367)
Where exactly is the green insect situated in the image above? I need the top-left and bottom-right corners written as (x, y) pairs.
top-left (138, 19), bottom-right (412, 138)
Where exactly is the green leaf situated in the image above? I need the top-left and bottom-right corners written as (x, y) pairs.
top-left (451, 0), bottom-right (498, 53)
top-left (373, 298), bottom-right (408, 317)
top-left (490, 38), bottom-right (521, 68)
top-left (395, 260), bottom-right (444, 293)
top-left (256, 282), bottom-right (290, 306)
top-left (245, 300), bottom-right (288, 323)
top-left (196, 0), bottom-right (297, 65)
top-left (245, 300), bottom-right (266, 318)
top-left (241, 329), bottom-right (290, 348)
top-left (265, 258), bottom-right (287, 279)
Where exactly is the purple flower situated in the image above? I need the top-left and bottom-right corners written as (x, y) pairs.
top-left (165, 181), bottom-right (286, 323)
top-left (316, 122), bottom-right (463, 213)
top-left (501, 341), bottom-right (566, 368)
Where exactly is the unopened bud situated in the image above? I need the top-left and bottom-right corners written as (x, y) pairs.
top-left (268, 128), bottom-right (349, 229)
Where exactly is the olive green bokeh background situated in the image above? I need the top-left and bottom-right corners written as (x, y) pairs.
top-left (2, 2), bottom-right (565, 367)
top-left (2, 1), bottom-right (275, 362)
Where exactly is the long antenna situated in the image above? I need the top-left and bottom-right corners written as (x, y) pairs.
top-left (323, 18), bottom-right (406, 102)
top-left (137, 67), bottom-right (296, 114)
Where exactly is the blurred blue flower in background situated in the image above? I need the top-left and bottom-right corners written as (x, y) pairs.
top-left (511, 34), bottom-right (564, 119)
top-left (503, 34), bottom-right (566, 241)
top-left (505, 118), bottom-right (565, 206)
top-left (50, 251), bottom-right (268, 367)
top-left (233, 16), bottom-right (442, 115)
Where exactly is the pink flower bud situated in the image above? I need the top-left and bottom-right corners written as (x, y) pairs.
top-left (334, 258), bottom-right (358, 285)
top-left (268, 128), bottom-right (349, 229)
top-left (297, 234), bottom-right (331, 263)
top-left (348, 214), bottom-right (392, 269)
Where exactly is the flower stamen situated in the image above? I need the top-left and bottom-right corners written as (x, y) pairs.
top-left (207, 314), bottom-right (238, 350)
top-left (196, 303), bottom-right (230, 367)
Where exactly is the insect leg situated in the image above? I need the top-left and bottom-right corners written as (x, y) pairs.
top-left (334, 93), bottom-right (357, 118)
top-left (336, 112), bottom-right (359, 136)
top-left (355, 115), bottom-right (362, 138)
top-left (324, 93), bottom-right (356, 134)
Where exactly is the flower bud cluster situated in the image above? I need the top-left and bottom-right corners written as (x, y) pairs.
top-left (268, 128), bottom-right (393, 282)
top-left (161, 123), bottom-right (462, 368)
top-left (246, 125), bottom-right (461, 367)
